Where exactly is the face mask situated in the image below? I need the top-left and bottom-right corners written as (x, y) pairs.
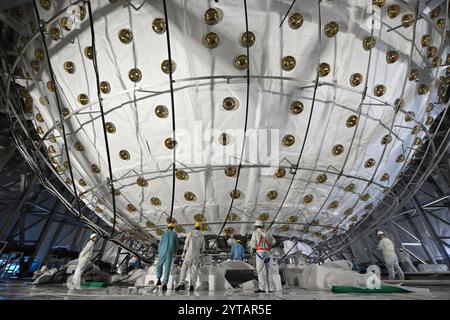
top-left (194, 229), bottom-right (199, 233)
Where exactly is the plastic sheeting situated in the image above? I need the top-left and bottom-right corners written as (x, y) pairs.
top-left (302, 260), bottom-right (375, 290)
top-left (110, 269), bottom-right (147, 285)
top-left (321, 260), bottom-right (353, 270)
top-left (220, 260), bottom-right (255, 271)
top-left (283, 240), bottom-right (313, 256)
top-left (32, 268), bottom-right (62, 285)
top-left (14, 0), bottom-right (448, 245)
top-left (417, 264), bottom-right (449, 272)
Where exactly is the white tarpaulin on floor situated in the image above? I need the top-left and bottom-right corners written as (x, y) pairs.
top-left (301, 260), bottom-right (374, 290)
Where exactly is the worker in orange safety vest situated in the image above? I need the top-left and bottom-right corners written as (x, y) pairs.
top-left (249, 220), bottom-right (276, 293)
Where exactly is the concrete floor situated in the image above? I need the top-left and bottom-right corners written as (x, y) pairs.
top-left (1, 280), bottom-right (449, 300)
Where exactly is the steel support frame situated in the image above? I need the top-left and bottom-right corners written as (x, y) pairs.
top-left (41, 219), bottom-right (65, 267)
top-left (366, 235), bottom-right (384, 264)
top-left (0, 0), bottom-right (448, 264)
top-left (391, 220), bottom-right (428, 264)
top-left (0, 173), bottom-right (33, 240)
top-left (20, 198), bottom-right (60, 276)
top-left (413, 196), bottom-right (450, 265)
top-left (314, 104), bottom-right (450, 263)
top-left (405, 212), bottom-right (438, 264)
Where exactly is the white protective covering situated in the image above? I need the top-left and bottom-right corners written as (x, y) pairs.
top-left (220, 260), bottom-right (254, 271)
top-left (283, 240), bottom-right (314, 256)
top-left (31, 267), bottom-right (59, 285)
top-left (15, 0), bottom-right (447, 246)
top-left (418, 264), bottom-right (449, 272)
top-left (195, 260), bottom-right (255, 291)
top-left (366, 264), bottom-right (381, 279)
top-left (110, 268), bottom-right (147, 286)
top-left (321, 260), bottom-right (353, 270)
top-left (283, 240), bottom-right (300, 255)
top-left (297, 242), bottom-right (314, 256)
top-left (302, 260), bottom-right (374, 290)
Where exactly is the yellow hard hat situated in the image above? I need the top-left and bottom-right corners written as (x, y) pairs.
top-left (194, 222), bottom-right (202, 229)
top-left (236, 239), bottom-right (241, 243)
top-left (167, 223), bottom-right (175, 228)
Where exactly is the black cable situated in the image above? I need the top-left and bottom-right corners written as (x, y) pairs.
top-left (291, 1), bottom-right (376, 244)
top-left (310, 2), bottom-right (419, 258)
top-left (86, 0), bottom-right (118, 238)
top-left (266, 1), bottom-right (322, 232)
top-left (162, 0), bottom-right (177, 223)
top-left (32, 0), bottom-right (84, 220)
top-left (278, 238), bottom-right (298, 260)
top-left (8, 123), bottom-right (147, 261)
top-left (279, 0), bottom-right (297, 28)
top-left (212, 0), bottom-right (251, 247)
top-left (0, 46), bottom-right (33, 144)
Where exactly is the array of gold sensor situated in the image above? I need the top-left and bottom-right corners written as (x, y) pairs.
top-left (30, 1), bottom-right (447, 236)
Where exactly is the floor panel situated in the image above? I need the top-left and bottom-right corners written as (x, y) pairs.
top-left (1, 281), bottom-right (449, 300)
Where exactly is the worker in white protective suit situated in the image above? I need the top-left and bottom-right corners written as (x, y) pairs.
top-left (399, 247), bottom-right (418, 272)
top-left (377, 231), bottom-right (405, 280)
top-left (175, 222), bottom-right (205, 292)
top-left (69, 233), bottom-right (99, 289)
top-left (249, 220), bottom-right (277, 293)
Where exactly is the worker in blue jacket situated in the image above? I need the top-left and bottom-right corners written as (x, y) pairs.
top-left (156, 223), bottom-right (179, 292)
top-left (230, 239), bottom-right (245, 261)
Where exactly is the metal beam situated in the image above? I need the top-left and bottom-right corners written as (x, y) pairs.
top-left (403, 246), bottom-right (426, 265)
top-left (0, 185), bottom-right (18, 197)
top-left (388, 221), bottom-right (404, 248)
top-left (392, 195), bottom-right (450, 219)
top-left (9, 216), bottom-right (47, 239)
top-left (95, 237), bottom-right (108, 262)
top-left (18, 196), bottom-right (26, 278)
top-left (73, 227), bottom-right (89, 252)
top-left (113, 247), bottom-right (122, 267)
top-left (41, 220), bottom-right (65, 267)
top-left (405, 213), bottom-right (437, 264)
top-left (426, 211), bottom-right (450, 227)
top-left (0, 173), bottom-right (33, 240)
top-left (413, 197), bottom-right (450, 266)
top-left (417, 187), bottom-right (438, 199)
top-left (428, 173), bottom-right (447, 197)
top-left (424, 206), bottom-right (449, 210)
top-left (392, 221), bottom-right (421, 243)
top-left (70, 224), bottom-right (83, 251)
top-left (0, 145), bottom-right (16, 172)
top-left (365, 235), bottom-right (383, 264)
top-left (446, 149), bottom-right (450, 187)
top-left (21, 199), bottom-right (59, 275)
top-left (53, 226), bottom-right (77, 246)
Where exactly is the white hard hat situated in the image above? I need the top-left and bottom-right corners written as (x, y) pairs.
top-left (377, 231), bottom-right (384, 236)
top-left (255, 220), bottom-right (263, 227)
top-left (90, 233), bottom-right (98, 240)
